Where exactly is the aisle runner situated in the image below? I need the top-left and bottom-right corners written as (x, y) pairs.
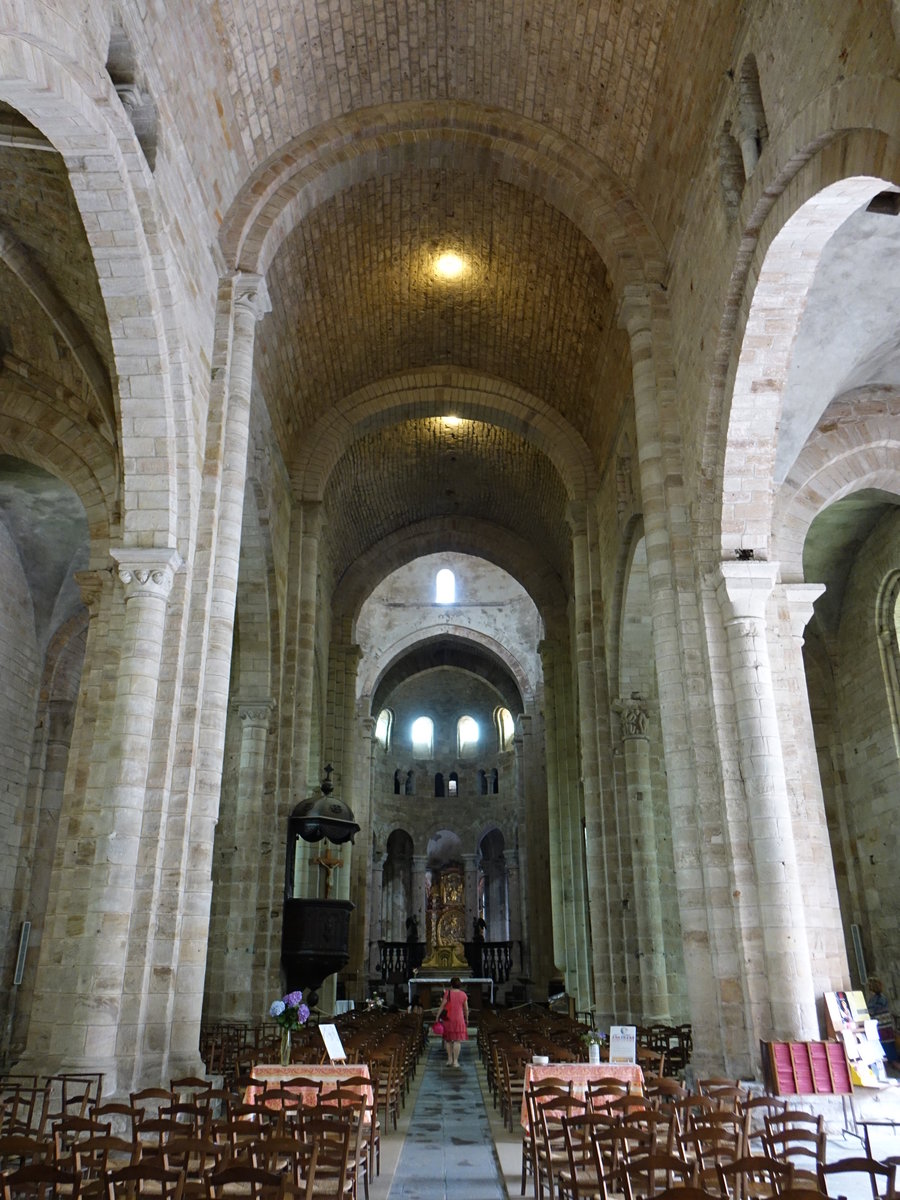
top-left (388, 1035), bottom-right (506, 1200)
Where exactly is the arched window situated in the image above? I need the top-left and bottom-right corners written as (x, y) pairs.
top-left (374, 707), bottom-right (392, 750)
top-left (411, 716), bottom-right (433, 758)
top-left (448, 771), bottom-right (459, 797)
top-left (457, 715), bottom-right (479, 755)
top-left (491, 768), bottom-right (499, 794)
top-left (434, 772), bottom-right (445, 798)
top-left (495, 706), bottom-right (515, 751)
top-left (478, 769), bottom-right (488, 796)
top-left (393, 769), bottom-right (401, 795)
top-left (435, 568), bottom-right (456, 604)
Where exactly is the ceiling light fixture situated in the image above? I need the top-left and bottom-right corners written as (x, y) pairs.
top-left (434, 251), bottom-right (466, 280)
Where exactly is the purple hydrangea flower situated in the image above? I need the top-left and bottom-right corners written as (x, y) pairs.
top-left (283, 990), bottom-right (305, 1009)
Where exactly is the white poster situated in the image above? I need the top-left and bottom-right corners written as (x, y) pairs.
top-left (319, 1023), bottom-right (347, 1062)
top-left (608, 1024), bottom-right (637, 1064)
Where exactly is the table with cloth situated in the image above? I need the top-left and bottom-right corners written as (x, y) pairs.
top-left (245, 1062), bottom-right (374, 1109)
top-left (520, 1061), bottom-right (644, 1131)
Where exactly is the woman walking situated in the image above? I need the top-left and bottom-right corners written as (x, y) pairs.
top-left (436, 976), bottom-right (469, 1067)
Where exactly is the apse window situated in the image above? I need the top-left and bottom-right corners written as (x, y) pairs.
top-left (435, 568), bottom-right (456, 604)
top-left (411, 716), bottom-right (434, 758)
top-left (458, 715), bottom-right (479, 756)
top-left (495, 706), bottom-right (515, 751)
top-left (375, 708), bottom-right (392, 750)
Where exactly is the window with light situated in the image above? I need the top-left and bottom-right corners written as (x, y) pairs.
top-left (411, 716), bottom-right (434, 758)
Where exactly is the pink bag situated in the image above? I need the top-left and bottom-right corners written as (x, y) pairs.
top-left (431, 1020), bottom-right (444, 1036)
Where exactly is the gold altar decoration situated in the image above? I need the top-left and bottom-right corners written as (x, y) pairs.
top-left (421, 863), bottom-right (469, 971)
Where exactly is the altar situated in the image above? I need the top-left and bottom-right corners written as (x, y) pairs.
top-left (408, 976), bottom-right (494, 1006)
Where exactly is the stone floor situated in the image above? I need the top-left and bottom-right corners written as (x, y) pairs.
top-left (371, 1033), bottom-right (900, 1200)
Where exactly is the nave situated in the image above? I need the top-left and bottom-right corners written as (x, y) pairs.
top-left (379, 1035), bottom-right (505, 1200)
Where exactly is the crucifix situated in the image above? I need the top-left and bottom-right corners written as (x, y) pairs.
top-left (311, 845), bottom-right (343, 899)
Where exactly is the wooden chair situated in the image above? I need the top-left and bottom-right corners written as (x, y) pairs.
top-left (534, 1095), bottom-right (588, 1200)
top-left (0, 1163), bottom-right (81, 1200)
top-left (620, 1152), bottom-right (696, 1200)
top-left (0, 1134), bottom-right (52, 1172)
top-left (764, 1114), bottom-right (826, 1190)
top-left (333, 1078), bottom-right (379, 1181)
top-left (584, 1079), bottom-right (632, 1114)
top-left (716, 1154), bottom-right (794, 1200)
top-left (557, 1112), bottom-right (613, 1200)
top-left (523, 1085), bottom-right (575, 1200)
top-left (678, 1126), bottom-right (742, 1191)
top-left (69, 1136), bottom-right (137, 1198)
top-left (739, 1097), bottom-right (789, 1156)
top-left (300, 1116), bottom-right (352, 1200)
top-left (103, 1162), bottom-right (183, 1200)
top-left (203, 1163), bottom-right (282, 1200)
top-left (158, 1136), bottom-right (225, 1199)
top-left (818, 1156), bottom-right (898, 1200)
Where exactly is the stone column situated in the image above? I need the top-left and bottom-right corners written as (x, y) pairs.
top-left (288, 502), bottom-right (324, 899)
top-left (348, 716), bottom-right (376, 1001)
top-left (619, 287), bottom-right (738, 1071)
top-left (221, 699), bottom-right (275, 1019)
top-left (780, 583), bottom-right (849, 997)
top-left (369, 850), bottom-right (387, 981)
top-left (539, 637), bottom-right (590, 1006)
top-left (569, 502), bottom-right (604, 1014)
top-left (715, 561), bottom-right (817, 1040)
top-left (506, 852), bottom-right (521, 963)
top-left (516, 711), bottom-right (554, 992)
top-left (613, 695), bottom-right (671, 1022)
top-left (21, 548), bottom-right (180, 1093)
top-left (463, 851), bottom-right (479, 946)
top-left (162, 272), bottom-right (272, 1083)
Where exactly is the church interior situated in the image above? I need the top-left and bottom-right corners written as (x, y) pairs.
top-left (0, 0), bottom-right (899, 1099)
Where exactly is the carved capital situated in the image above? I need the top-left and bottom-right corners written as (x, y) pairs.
top-left (233, 272), bottom-right (272, 323)
top-left (110, 547), bottom-right (182, 603)
top-left (613, 694), bottom-right (650, 738)
top-left (237, 698), bottom-right (276, 728)
top-left (715, 559), bottom-right (779, 625)
top-left (782, 582), bottom-right (826, 642)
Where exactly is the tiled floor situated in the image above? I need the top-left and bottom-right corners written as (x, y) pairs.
top-left (385, 1037), bottom-right (506, 1199)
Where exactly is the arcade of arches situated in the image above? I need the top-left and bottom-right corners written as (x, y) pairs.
top-left (0, 2), bottom-right (898, 1095)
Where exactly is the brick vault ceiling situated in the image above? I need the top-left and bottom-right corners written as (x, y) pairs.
top-left (321, 418), bottom-right (571, 588)
top-left (255, 167), bottom-right (620, 462)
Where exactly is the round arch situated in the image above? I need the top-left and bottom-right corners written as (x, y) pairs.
top-left (0, 27), bottom-right (186, 547)
top-left (291, 367), bottom-right (598, 504)
top-left (361, 627), bottom-right (532, 713)
top-left (219, 101), bottom-right (666, 296)
top-left (772, 392), bottom-right (900, 581)
top-left (702, 76), bottom-right (900, 560)
top-left (0, 383), bottom-right (117, 563)
top-left (337, 516), bottom-right (567, 630)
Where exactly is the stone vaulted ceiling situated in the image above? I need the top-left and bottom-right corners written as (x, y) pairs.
top-left (0, 2), bottom-right (745, 624)
top-left (212, 0), bottom-right (742, 607)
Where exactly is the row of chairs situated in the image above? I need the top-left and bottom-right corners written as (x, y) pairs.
top-left (521, 1078), bottom-right (898, 1200)
top-left (1, 1087), bottom-right (372, 1200)
top-left (0, 1112), bottom-right (354, 1199)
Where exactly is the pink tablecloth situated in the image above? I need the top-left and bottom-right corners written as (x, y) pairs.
top-left (246, 1062), bottom-right (373, 1109)
top-left (520, 1062), bottom-right (644, 1130)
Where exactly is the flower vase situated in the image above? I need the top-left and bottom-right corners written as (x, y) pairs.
top-left (589, 1042), bottom-right (601, 1065)
top-left (279, 1028), bottom-right (291, 1067)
